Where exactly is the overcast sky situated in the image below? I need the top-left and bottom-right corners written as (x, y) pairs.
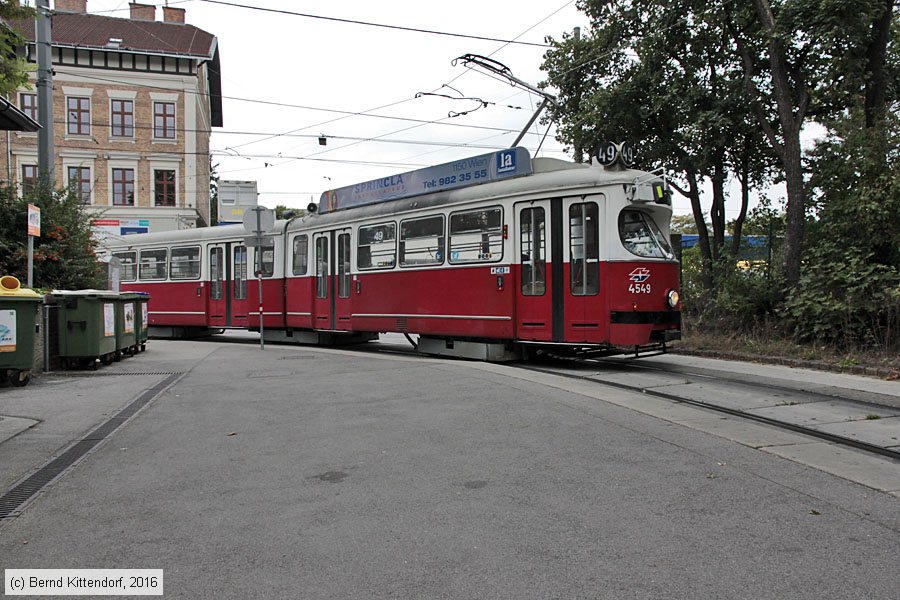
top-left (65, 1), bottom-right (772, 219)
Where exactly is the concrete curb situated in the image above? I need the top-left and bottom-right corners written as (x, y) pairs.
top-left (673, 348), bottom-right (900, 381)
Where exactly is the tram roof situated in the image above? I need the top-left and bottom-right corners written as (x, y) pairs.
top-left (289, 158), bottom-right (662, 231)
top-left (105, 221), bottom-right (288, 249)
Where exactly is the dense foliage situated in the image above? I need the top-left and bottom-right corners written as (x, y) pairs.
top-left (543, 0), bottom-right (899, 351)
top-left (0, 181), bottom-right (104, 290)
top-left (0, 0), bottom-right (34, 97)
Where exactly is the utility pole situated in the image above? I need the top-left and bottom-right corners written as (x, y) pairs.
top-left (573, 26), bottom-right (583, 164)
top-left (36, 0), bottom-right (54, 179)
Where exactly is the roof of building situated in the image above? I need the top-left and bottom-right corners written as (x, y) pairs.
top-left (0, 98), bottom-right (40, 132)
top-left (13, 11), bottom-right (216, 58)
top-left (9, 11), bottom-right (222, 127)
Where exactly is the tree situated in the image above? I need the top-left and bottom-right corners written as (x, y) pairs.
top-left (0, 179), bottom-right (103, 289)
top-left (542, 0), bottom-right (775, 292)
top-left (0, 1), bottom-right (34, 97)
top-left (725, 0), bottom-right (898, 287)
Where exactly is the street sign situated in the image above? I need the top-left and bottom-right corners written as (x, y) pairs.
top-left (242, 206), bottom-right (274, 235)
top-left (27, 204), bottom-right (40, 237)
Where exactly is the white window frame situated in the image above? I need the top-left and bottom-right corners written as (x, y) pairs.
top-left (148, 159), bottom-right (180, 208)
top-left (150, 93), bottom-right (179, 143)
top-left (63, 86), bottom-right (94, 139)
top-left (108, 90), bottom-right (137, 141)
top-left (107, 158), bottom-right (139, 207)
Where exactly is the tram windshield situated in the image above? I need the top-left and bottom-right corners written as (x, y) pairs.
top-left (618, 209), bottom-right (674, 259)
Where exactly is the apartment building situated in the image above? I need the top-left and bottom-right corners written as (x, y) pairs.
top-left (5, 0), bottom-right (223, 238)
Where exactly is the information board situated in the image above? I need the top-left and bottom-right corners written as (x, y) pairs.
top-left (319, 147), bottom-right (532, 214)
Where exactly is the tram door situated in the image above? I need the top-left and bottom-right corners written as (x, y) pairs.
top-left (515, 197), bottom-right (604, 343)
top-left (230, 244), bottom-right (250, 327)
top-left (312, 229), bottom-right (353, 331)
top-left (207, 244), bottom-right (227, 327)
top-left (207, 242), bottom-right (250, 328)
top-left (515, 200), bottom-right (558, 342)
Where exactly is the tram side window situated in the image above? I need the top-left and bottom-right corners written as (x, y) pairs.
top-left (315, 236), bottom-right (328, 298)
top-left (520, 207), bottom-right (546, 296)
top-left (209, 247), bottom-right (223, 300)
top-left (357, 222), bottom-right (396, 270)
top-left (399, 215), bottom-right (444, 267)
top-left (449, 207), bottom-right (503, 264)
top-left (569, 202), bottom-right (600, 296)
top-left (292, 235), bottom-right (309, 276)
top-left (618, 209), bottom-right (674, 259)
top-left (338, 233), bottom-right (351, 299)
top-left (139, 249), bottom-right (168, 281)
top-left (113, 251), bottom-right (137, 282)
top-left (171, 246), bottom-right (201, 280)
top-left (259, 243), bottom-right (275, 277)
top-left (233, 246), bottom-right (247, 300)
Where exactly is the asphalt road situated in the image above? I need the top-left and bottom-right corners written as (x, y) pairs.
top-left (1, 340), bottom-right (899, 599)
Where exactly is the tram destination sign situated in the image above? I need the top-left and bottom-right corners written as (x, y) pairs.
top-left (318, 147), bottom-right (532, 214)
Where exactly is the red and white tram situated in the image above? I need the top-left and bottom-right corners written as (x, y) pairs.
top-left (109, 147), bottom-right (680, 360)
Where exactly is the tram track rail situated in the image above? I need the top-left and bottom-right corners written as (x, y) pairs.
top-left (514, 356), bottom-right (900, 462)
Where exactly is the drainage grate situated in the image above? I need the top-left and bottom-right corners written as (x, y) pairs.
top-left (51, 371), bottom-right (185, 378)
top-left (0, 373), bottom-right (182, 521)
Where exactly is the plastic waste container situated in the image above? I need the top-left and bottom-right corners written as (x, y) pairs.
top-left (116, 292), bottom-right (139, 358)
top-left (133, 291), bottom-right (150, 352)
top-left (0, 275), bottom-right (41, 386)
top-left (52, 289), bottom-right (119, 369)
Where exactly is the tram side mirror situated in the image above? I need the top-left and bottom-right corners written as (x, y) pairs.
top-left (283, 210), bottom-right (296, 219)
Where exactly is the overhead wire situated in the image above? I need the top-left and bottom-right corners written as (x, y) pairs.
top-left (195, 0), bottom-right (551, 48)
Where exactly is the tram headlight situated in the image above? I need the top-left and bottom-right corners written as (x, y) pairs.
top-left (666, 289), bottom-right (680, 308)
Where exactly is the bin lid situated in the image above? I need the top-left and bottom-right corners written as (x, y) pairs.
top-left (0, 275), bottom-right (40, 298)
top-left (51, 289), bottom-right (121, 299)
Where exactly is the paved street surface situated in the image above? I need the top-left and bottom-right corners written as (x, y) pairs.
top-left (1, 338), bottom-right (899, 599)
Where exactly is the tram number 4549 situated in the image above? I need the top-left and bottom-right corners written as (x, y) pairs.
top-left (629, 283), bottom-right (652, 294)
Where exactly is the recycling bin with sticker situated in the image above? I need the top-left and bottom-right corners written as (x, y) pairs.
top-left (0, 275), bottom-right (42, 386)
top-left (52, 289), bottom-right (119, 369)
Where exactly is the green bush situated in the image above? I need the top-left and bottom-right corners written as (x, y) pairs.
top-left (0, 180), bottom-right (104, 290)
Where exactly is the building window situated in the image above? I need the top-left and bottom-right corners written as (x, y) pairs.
top-left (153, 102), bottom-right (175, 139)
top-left (66, 96), bottom-right (91, 135)
top-left (110, 99), bottom-right (134, 137)
top-left (154, 169), bottom-right (176, 206)
top-left (21, 165), bottom-right (37, 195)
top-left (67, 166), bottom-right (91, 204)
top-left (112, 168), bottom-right (135, 206)
top-left (19, 93), bottom-right (36, 121)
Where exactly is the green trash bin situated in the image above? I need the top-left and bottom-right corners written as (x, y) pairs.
top-left (133, 291), bottom-right (150, 352)
top-left (116, 292), bottom-right (139, 358)
top-left (52, 289), bottom-right (119, 369)
top-left (0, 275), bottom-right (42, 387)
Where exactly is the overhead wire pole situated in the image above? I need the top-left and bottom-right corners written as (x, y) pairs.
top-left (33, 0), bottom-right (54, 288)
top-left (36, 0), bottom-right (53, 178)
